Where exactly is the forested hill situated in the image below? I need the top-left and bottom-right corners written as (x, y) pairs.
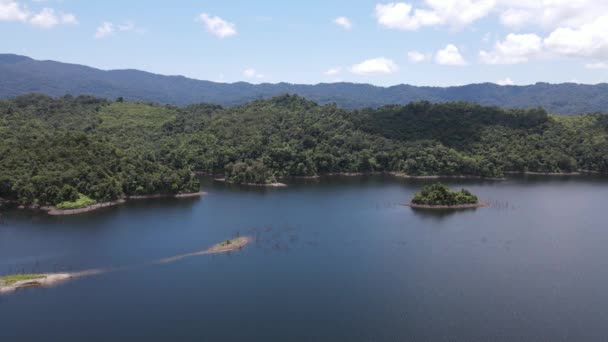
top-left (2, 54), bottom-right (608, 115)
top-left (1, 93), bottom-right (608, 207)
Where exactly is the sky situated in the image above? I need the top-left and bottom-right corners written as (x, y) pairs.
top-left (1, 0), bottom-right (608, 86)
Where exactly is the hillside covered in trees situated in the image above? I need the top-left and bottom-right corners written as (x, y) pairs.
top-left (2, 54), bottom-right (608, 115)
top-left (1, 93), bottom-right (608, 206)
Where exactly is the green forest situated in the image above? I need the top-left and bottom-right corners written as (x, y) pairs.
top-left (411, 183), bottom-right (478, 206)
top-left (1, 93), bottom-right (607, 206)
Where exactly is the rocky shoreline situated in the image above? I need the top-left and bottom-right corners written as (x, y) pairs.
top-left (403, 201), bottom-right (490, 209)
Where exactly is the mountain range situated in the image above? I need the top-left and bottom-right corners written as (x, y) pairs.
top-left (1, 53), bottom-right (607, 115)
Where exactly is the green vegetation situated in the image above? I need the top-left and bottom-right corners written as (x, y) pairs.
top-left (0, 274), bottom-right (44, 286)
top-left (411, 183), bottom-right (479, 206)
top-left (1, 93), bottom-right (608, 206)
top-left (56, 194), bottom-right (97, 209)
top-left (220, 239), bottom-right (232, 246)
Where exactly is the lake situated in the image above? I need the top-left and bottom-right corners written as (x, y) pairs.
top-left (2, 175), bottom-right (608, 341)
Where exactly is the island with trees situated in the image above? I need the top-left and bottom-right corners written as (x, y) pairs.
top-left (1, 93), bottom-right (608, 211)
top-left (406, 183), bottom-right (488, 209)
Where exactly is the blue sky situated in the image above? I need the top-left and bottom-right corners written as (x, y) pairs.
top-left (1, 0), bottom-right (607, 86)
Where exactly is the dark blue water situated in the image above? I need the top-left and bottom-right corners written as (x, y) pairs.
top-left (1, 175), bottom-right (608, 341)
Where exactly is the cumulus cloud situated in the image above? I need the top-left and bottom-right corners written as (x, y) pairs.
top-left (350, 58), bottom-right (398, 75)
top-left (435, 44), bottom-right (467, 66)
top-left (544, 16), bottom-right (608, 61)
top-left (407, 50), bottom-right (430, 63)
top-left (496, 77), bottom-right (514, 85)
top-left (197, 13), bottom-right (237, 38)
top-left (480, 33), bottom-right (542, 64)
top-left (324, 67), bottom-right (342, 76)
top-left (243, 68), bottom-right (264, 79)
top-left (29, 8), bottom-right (75, 28)
top-left (334, 16), bottom-right (352, 30)
top-left (375, 2), bottom-right (440, 30)
top-left (375, 0), bottom-right (495, 31)
top-left (372, 1), bottom-right (608, 34)
top-left (0, 0), bottom-right (77, 28)
top-left (94, 21), bottom-right (143, 39)
top-left (94, 22), bottom-right (114, 39)
top-left (497, 0), bottom-right (608, 30)
top-left (0, 0), bottom-right (28, 22)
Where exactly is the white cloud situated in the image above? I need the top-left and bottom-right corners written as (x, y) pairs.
top-left (372, 1), bottom-right (608, 33)
top-left (28, 7), bottom-right (57, 27)
top-left (375, 1), bottom-right (495, 31)
top-left (407, 50), bottom-right (430, 63)
top-left (496, 77), bottom-right (514, 85)
top-left (375, 2), bottom-right (441, 30)
top-left (497, 0), bottom-right (608, 30)
top-left (0, 0), bottom-right (28, 22)
top-left (334, 16), bottom-right (352, 30)
top-left (197, 13), bottom-right (236, 39)
top-left (243, 68), bottom-right (264, 79)
top-left (480, 33), bottom-right (542, 64)
top-left (94, 22), bottom-right (114, 39)
top-left (585, 62), bottom-right (608, 69)
top-left (94, 21), bottom-right (143, 39)
top-left (350, 57), bottom-right (398, 75)
top-left (435, 44), bottom-right (467, 66)
top-left (325, 67), bottom-right (342, 76)
top-left (544, 16), bottom-right (608, 60)
top-left (60, 12), bottom-right (77, 25)
top-left (118, 22), bottom-right (135, 32)
top-left (0, 1), bottom-right (76, 28)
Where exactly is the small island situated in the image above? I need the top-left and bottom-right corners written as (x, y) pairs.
top-left (1, 237), bottom-right (251, 295)
top-left (156, 236), bottom-right (252, 264)
top-left (0, 273), bottom-right (73, 295)
top-left (405, 183), bottom-right (489, 209)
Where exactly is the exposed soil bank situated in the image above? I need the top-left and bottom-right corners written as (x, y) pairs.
top-left (279, 172), bottom-right (506, 181)
top-left (0, 273), bottom-right (72, 294)
top-left (0, 237), bottom-right (249, 296)
top-left (127, 191), bottom-right (207, 199)
top-left (403, 201), bottom-right (490, 209)
top-left (41, 192), bottom-right (206, 216)
top-left (45, 199), bottom-right (126, 216)
top-left (505, 171), bottom-right (582, 176)
top-left (214, 178), bottom-right (287, 187)
top-left (156, 236), bottom-right (252, 264)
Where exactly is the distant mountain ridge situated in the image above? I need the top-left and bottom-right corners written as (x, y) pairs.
top-left (1, 53), bottom-right (607, 115)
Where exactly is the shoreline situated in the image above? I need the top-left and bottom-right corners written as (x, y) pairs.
top-left (201, 170), bottom-right (608, 184)
top-left (214, 178), bottom-right (287, 187)
top-left (403, 201), bottom-right (490, 209)
top-left (0, 273), bottom-right (73, 295)
top-left (281, 171), bottom-right (505, 180)
top-left (44, 199), bottom-right (126, 216)
top-left (156, 236), bottom-right (252, 264)
top-left (0, 237), bottom-right (250, 295)
top-left (40, 191), bottom-right (207, 216)
top-left (127, 191), bottom-right (207, 200)
top-left (505, 171), bottom-right (583, 176)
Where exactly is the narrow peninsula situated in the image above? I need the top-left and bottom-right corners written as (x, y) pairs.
top-left (0, 236), bottom-right (251, 295)
top-left (405, 183), bottom-right (488, 209)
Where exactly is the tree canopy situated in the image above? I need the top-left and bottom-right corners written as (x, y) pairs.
top-left (1, 93), bottom-right (607, 206)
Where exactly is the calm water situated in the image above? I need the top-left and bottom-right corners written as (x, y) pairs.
top-left (2, 175), bottom-right (608, 341)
